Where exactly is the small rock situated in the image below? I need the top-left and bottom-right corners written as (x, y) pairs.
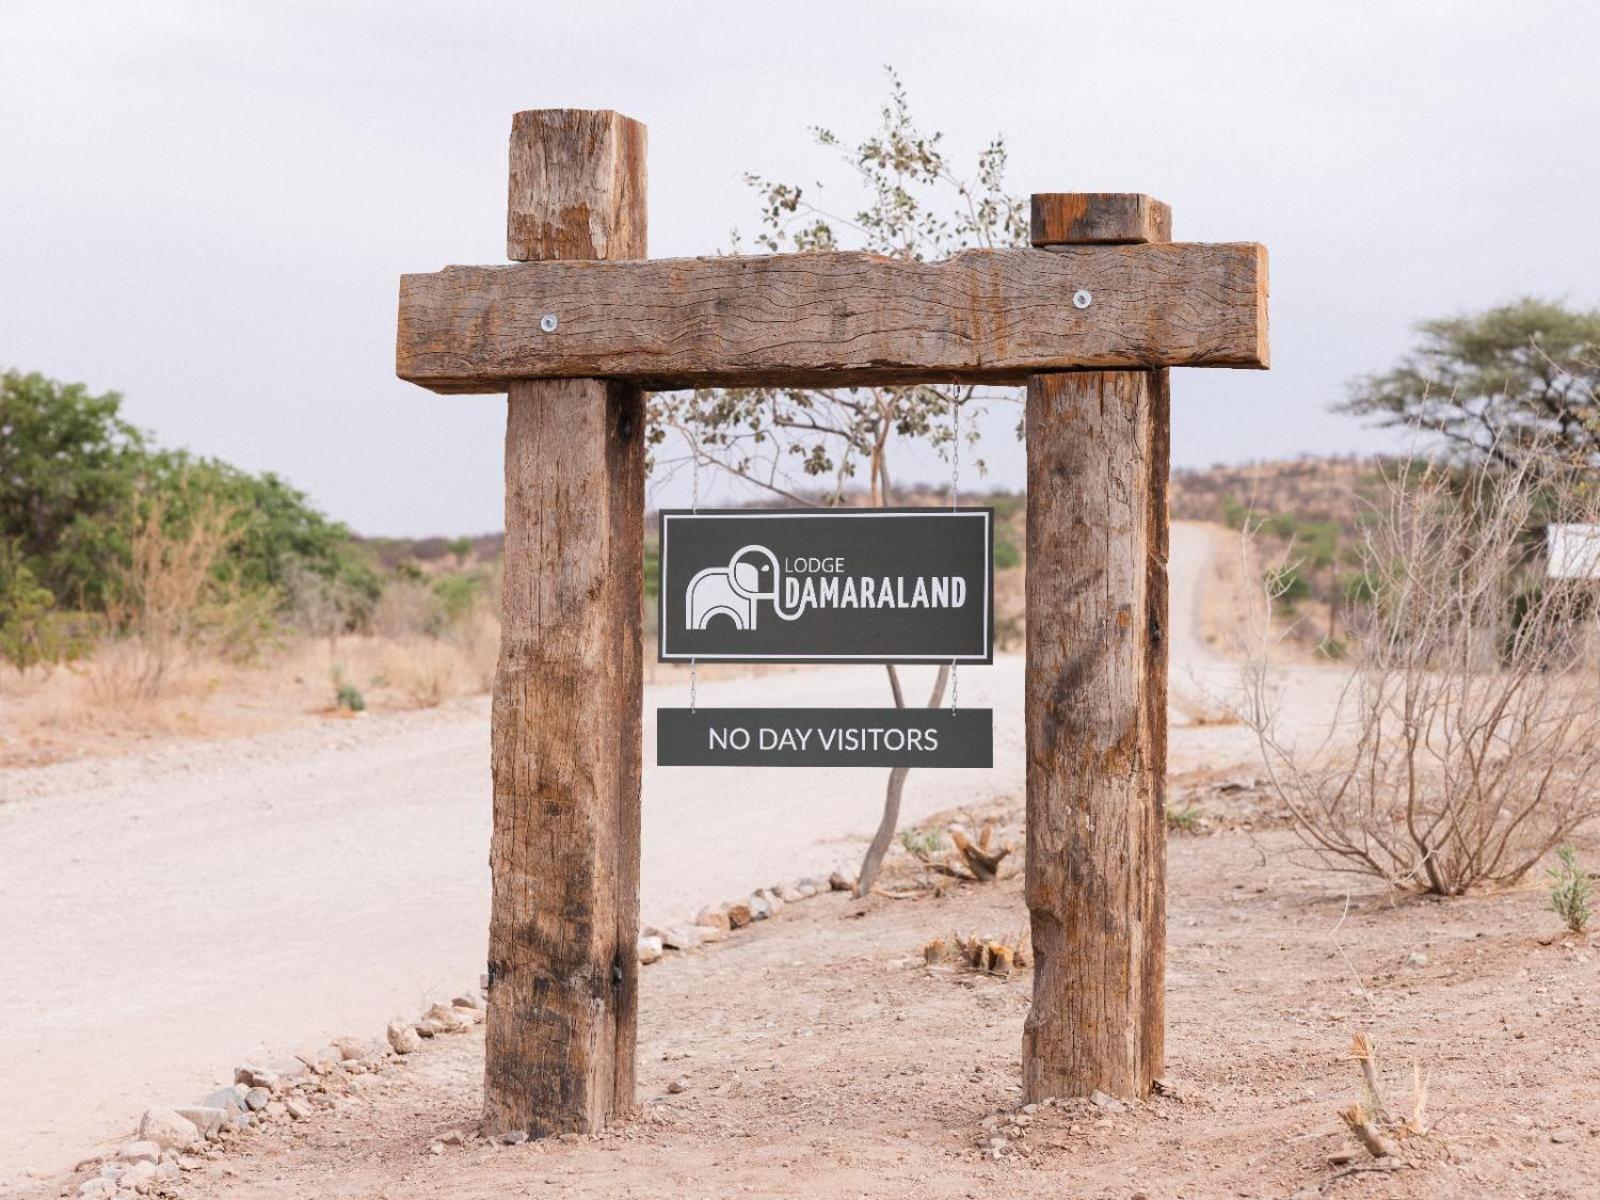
top-left (78, 1178), bottom-right (116, 1198)
top-left (1551, 1128), bottom-right (1578, 1144)
top-left (136, 1109), bottom-right (200, 1151)
top-left (116, 1142), bottom-right (161, 1165)
top-left (775, 883), bottom-right (805, 903)
top-left (501, 1130), bottom-right (529, 1145)
top-left (747, 893), bottom-right (773, 921)
top-left (758, 887), bottom-right (786, 914)
top-left (154, 1161), bottom-right (180, 1183)
top-left (230, 1113), bottom-right (254, 1131)
top-left (415, 1018), bottom-right (446, 1038)
top-left (309, 1045), bottom-right (344, 1073)
top-left (692, 923), bottom-right (725, 943)
top-left (176, 1155), bottom-right (203, 1172)
top-left (725, 902), bottom-right (753, 929)
top-left (440, 1129), bottom-right (466, 1146)
top-left (387, 1021), bottom-right (422, 1055)
top-left (660, 925), bottom-right (704, 951)
top-left (1151, 1076), bottom-right (1183, 1099)
top-left (243, 1087), bottom-right (271, 1112)
top-left (795, 879), bottom-right (821, 897)
top-left (829, 871), bottom-right (853, 891)
top-left (332, 1036), bottom-right (371, 1061)
top-left (695, 905), bottom-right (731, 932)
top-left (667, 1078), bottom-right (690, 1094)
top-left (453, 992), bottom-right (485, 1011)
top-left (284, 1097), bottom-right (314, 1121)
top-left (174, 1107), bottom-right (228, 1139)
top-left (233, 1065), bottom-right (280, 1091)
top-left (264, 1100), bottom-right (287, 1120)
top-left (425, 1003), bottom-right (475, 1032)
top-left (451, 1004), bottom-right (485, 1025)
top-left (265, 1056), bottom-right (311, 1081)
top-left (637, 935), bottom-right (664, 964)
top-left (200, 1086), bottom-right (245, 1116)
top-left (120, 1160), bottom-right (157, 1189)
top-left (1088, 1090), bottom-right (1126, 1114)
top-left (1405, 951), bottom-right (1430, 967)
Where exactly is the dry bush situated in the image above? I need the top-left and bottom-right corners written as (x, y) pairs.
top-left (1243, 444), bottom-right (1600, 894)
top-left (89, 492), bottom-right (267, 705)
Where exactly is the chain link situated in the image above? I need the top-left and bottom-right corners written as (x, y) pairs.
top-left (950, 397), bottom-right (959, 713)
top-left (689, 421), bottom-right (700, 712)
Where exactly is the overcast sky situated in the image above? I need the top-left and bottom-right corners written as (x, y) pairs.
top-left (4, 1), bottom-right (1597, 536)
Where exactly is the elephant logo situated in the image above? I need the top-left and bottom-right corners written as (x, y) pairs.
top-left (686, 545), bottom-right (800, 631)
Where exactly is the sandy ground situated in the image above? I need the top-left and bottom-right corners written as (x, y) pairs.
top-left (0, 524), bottom-right (1349, 1182)
top-left (24, 794), bottom-right (1598, 1200)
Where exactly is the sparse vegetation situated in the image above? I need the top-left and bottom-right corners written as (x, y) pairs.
top-left (1166, 805), bottom-right (1203, 834)
top-left (1547, 847), bottom-right (1593, 934)
top-left (1244, 442), bottom-right (1600, 895)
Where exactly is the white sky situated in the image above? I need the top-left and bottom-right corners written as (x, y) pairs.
top-left (4, 1), bottom-right (1597, 536)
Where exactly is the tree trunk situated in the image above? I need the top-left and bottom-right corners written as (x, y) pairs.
top-left (855, 663), bottom-right (950, 896)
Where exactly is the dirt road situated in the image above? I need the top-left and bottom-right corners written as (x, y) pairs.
top-left (0, 522), bottom-right (1278, 1178)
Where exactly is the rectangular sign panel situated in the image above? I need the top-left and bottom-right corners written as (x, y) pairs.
top-left (658, 508), bottom-right (993, 664)
top-left (657, 708), bottom-right (993, 768)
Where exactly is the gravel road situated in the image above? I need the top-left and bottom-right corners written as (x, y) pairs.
top-left (0, 522), bottom-right (1249, 1178)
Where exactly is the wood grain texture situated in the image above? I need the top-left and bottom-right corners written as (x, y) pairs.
top-left (485, 379), bottom-right (644, 1136)
top-left (1022, 369), bottom-right (1166, 1101)
top-left (484, 108), bottom-right (645, 1138)
top-left (507, 110), bottom-right (646, 261)
top-left (395, 243), bottom-right (1269, 393)
top-left (1030, 193), bottom-right (1172, 246)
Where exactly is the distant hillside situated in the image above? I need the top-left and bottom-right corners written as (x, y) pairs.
top-left (1169, 455), bottom-right (1391, 528)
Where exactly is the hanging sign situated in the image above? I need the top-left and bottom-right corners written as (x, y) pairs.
top-left (657, 507), bottom-right (994, 664)
top-left (657, 707), bottom-right (993, 768)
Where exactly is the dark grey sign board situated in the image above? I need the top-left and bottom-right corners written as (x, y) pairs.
top-left (657, 708), bottom-right (993, 768)
top-left (658, 508), bottom-right (993, 664)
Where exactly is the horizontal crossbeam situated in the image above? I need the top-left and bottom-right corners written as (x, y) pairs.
top-left (396, 244), bottom-right (1268, 393)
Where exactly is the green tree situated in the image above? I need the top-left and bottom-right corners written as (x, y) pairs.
top-left (1340, 299), bottom-right (1600, 468)
top-left (0, 370), bottom-right (144, 607)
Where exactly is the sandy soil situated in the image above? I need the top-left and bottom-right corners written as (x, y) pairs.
top-left (0, 523), bottom-right (1399, 1184)
top-left (25, 789), bottom-right (1597, 1200)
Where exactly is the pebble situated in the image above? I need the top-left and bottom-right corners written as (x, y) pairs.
top-left (264, 1100), bottom-right (287, 1120)
top-left (176, 1156), bottom-right (203, 1172)
top-left (501, 1130), bottom-right (529, 1146)
top-left (694, 905), bottom-right (732, 932)
top-left (233, 1065), bottom-right (280, 1091)
top-left (759, 887), bottom-right (786, 915)
top-left (1088, 1090), bottom-right (1127, 1114)
top-left (725, 901), bottom-right (753, 928)
top-left (78, 1178), bottom-right (115, 1198)
top-left (174, 1106), bottom-right (228, 1139)
top-left (1406, 951), bottom-right (1430, 967)
top-left (692, 923), bottom-right (726, 943)
top-left (637, 935), bottom-right (664, 964)
top-left (453, 992), bottom-right (485, 1011)
top-left (201, 1086), bottom-right (246, 1116)
top-left (667, 1078), bottom-right (690, 1094)
top-left (120, 1160), bottom-right (157, 1189)
top-left (1551, 1128), bottom-right (1578, 1144)
top-left (284, 1097), bottom-right (314, 1121)
top-left (116, 1142), bottom-right (161, 1164)
top-left (440, 1129), bottom-right (466, 1146)
top-left (332, 1036), bottom-right (371, 1061)
top-left (829, 871), bottom-right (853, 891)
top-left (136, 1109), bottom-right (200, 1151)
top-left (387, 1021), bottom-right (422, 1055)
top-left (774, 883), bottom-right (805, 903)
top-left (747, 893), bottom-right (773, 921)
top-left (244, 1087), bottom-right (271, 1112)
top-left (660, 925), bottom-right (704, 951)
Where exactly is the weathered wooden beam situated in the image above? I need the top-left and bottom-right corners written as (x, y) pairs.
top-left (1031, 192), bottom-right (1171, 245)
top-left (1023, 193), bottom-right (1168, 1103)
top-left (483, 108), bottom-right (645, 1138)
top-left (396, 242), bottom-right (1269, 393)
top-left (1022, 370), bottom-right (1166, 1101)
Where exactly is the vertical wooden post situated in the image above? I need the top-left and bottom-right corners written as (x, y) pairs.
top-left (484, 109), bottom-right (647, 1137)
top-left (1022, 194), bottom-right (1169, 1101)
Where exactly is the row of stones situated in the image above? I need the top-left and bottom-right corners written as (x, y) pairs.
top-left (70, 995), bottom-right (488, 1199)
top-left (635, 872), bottom-right (853, 963)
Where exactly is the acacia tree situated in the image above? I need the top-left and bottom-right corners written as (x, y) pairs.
top-left (1340, 299), bottom-right (1600, 470)
top-left (647, 70), bottom-right (1027, 894)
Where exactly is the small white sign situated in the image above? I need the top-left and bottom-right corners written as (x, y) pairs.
top-left (1548, 524), bottom-right (1600, 580)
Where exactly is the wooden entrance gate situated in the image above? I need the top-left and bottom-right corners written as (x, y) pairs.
top-left (395, 108), bottom-right (1269, 1135)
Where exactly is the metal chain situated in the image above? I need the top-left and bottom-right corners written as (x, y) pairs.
top-left (950, 396), bottom-right (959, 713)
top-left (689, 422), bottom-right (699, 713)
